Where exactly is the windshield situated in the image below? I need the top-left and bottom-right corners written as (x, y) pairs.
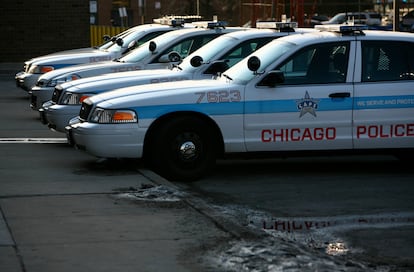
top-left (330, 13), bottom-right (346, 23)
top-left (117, 31), bottom-right (186, 63)
top-left (177, 36), bottom-right (238, 72)
top-left (105, 29), bottom-right (143, 53)
top-left (97, 38), bottom-right (117, 50)
top-left (95, 31), bottom-right (132, 51)
top-left (220, 40), bottom-right (296, 84)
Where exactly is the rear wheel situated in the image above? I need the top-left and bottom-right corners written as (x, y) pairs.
top-left (148, 116), bottom-right (216, 181)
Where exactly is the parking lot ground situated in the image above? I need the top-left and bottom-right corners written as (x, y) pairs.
top-left (0, 142), bottom-right (234, 272)
top-left (0, 65), bottom-right (233, 272)
top-left (2, 63), bottom-right (414, 271)
top-left (0, 193), bottom-right (230, 272)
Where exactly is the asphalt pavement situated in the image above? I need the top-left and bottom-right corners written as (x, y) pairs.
top-left (2, 62), bottom-right (414, 271)
top-left (0, 64), bottom-right (242, 272)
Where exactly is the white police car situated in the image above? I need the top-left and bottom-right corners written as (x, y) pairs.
top-left (66, 25), bottom-right (414, 181)
top-left (41, 23), bottom-right (315, 133)
top-left (15, 18), bottom-right (194, 92)
top-left (30, 21), bottom-right (245, 110)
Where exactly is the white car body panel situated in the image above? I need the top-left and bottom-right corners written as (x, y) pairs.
top-left (43, 28), bottom-right (316, 132)
top-left (30, 26), bottom-right (246, 110)
top-left (65, 28), bottom-right (414, 180)
top-left (15, 24), bottom-right (188, 91)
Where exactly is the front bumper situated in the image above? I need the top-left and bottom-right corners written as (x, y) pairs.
top-left (66, 120), bottom-right (144, 158)
top-left (44, 104), bottom-right (81, 133)
top-left (15, 72), bottom-right (40, 92)
top-left (30, 86), bottom-right (55, 110)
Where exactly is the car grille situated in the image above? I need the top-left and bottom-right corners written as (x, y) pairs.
top-left (79, 102), bottom-right (93, 121)
top-left (51, 87), bottom-right (63, 103)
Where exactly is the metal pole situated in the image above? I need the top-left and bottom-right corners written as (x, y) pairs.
top-left (394, 0), bottom-right (400, 31)
top-left (197, 0), bottom-right (200, 16)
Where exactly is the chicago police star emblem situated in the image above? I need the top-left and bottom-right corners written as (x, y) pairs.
top-left (296, 91), bottom-right (319, 117)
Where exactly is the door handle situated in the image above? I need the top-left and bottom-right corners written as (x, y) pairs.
top-left (329, 92), bottom-right (350, 98)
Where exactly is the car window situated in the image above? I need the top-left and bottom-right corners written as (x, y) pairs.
top-left (204, 37), bottom-right (275, 74)
top-left (274, 42), bottom-right (350, 85)
top-left (369, 13), bottom-right (382, 19)
top-left (137, 31), bottom-right (171, 47)
top-left (220, 37), bottom-right (274, 68)
top-left (361, 41), bottom-right (414, 82)
top-left (153, 34), bottom-right (220, 63)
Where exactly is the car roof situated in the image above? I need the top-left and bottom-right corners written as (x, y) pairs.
top-left (256, 28), bottom-right (414, 48)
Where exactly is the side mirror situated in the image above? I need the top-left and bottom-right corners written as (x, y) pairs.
top-left (123, 41), bottom-right (138, 54)
top-left (257, 70), bottom-right (285, 87)
top-left (103, 35), bottom-right (111, 42)
top-left (168, 51), bottom-right (181, 62)
top-left (116, 38), bottom-right (124, 46)
top-left (158, 51), bottom-right (181, 63)
top-left (128, 40), bottom-right (137, 49)
top-left (190, 56), bottom-right (203, 67)
top-left (204, 60), bottom-right (230, 75)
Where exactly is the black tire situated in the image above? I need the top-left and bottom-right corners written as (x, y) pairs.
top-left (149, 116), bottom-right (216, 181)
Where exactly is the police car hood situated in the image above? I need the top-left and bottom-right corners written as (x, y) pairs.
top-left (29, 50), bottom-right (112, 66)
top-left (26, 48), bottom-right (104, 66)
top-left (89, 79), bottom-right (230, 108)
top-left (38, 59), bottom-right (128, 81)
top-left (65, 69), bottom-right (183, 93)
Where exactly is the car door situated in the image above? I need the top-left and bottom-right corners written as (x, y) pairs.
top-left (244, 41), bottom-right (355, 152)
top-left (353, 40), bottom-right (414, 149)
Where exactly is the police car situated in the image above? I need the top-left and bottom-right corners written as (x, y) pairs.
top-left (66, 25), bottom-right (414, 181)
top-left (15, 17), bottom-right (195, 92)
top-left (30, 21), bottom-right (245, 110)
top-left (41, 22), bottom-right (315, 133)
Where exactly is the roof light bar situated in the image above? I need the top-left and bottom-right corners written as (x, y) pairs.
top-left (153, 15), bottom-right (203, 26)
top-left (192, 21), bottom-right (227, 29)
top-left (256, 21), bottom-right (297, 30)
top-left (314, 24), bottom-right (368, 33)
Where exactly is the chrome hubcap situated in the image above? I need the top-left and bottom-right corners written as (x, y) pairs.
top-left (179, 141), bottom-right (196, 160)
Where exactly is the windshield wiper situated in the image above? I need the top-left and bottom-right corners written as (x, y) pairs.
top-left (222, 73), bottom-right (233, 81)
top-left (172, 64), bottom-right (182, 70)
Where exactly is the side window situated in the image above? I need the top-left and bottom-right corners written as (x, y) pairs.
top-left (275, 42), bottom-right (350, 85)
top-left (362, 41), bottom-right (414, 82)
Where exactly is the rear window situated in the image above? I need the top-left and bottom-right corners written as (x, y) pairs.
top-left (362, 41), bottom-right (414, 82)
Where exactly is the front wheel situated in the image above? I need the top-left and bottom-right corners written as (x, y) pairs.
top-left (148, 116), bottom-right (217, 181)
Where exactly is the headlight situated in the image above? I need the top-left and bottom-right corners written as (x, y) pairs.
top-left (28, 65), bottom-right (54, 74)
top-left (47, 74), bottom-right (81, 87)
top-left (90, 108), bottom-right (138, 124)
top-left (61, 92), bottom-right (94, 105)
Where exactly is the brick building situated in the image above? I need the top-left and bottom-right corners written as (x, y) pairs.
top-left (1, 0), bottom-right (406, 62)
top-left (93, 0), bottom-right (380, 27)
top-left (0, 0), bottom-right (90, 62)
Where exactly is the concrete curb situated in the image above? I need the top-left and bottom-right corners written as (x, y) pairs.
top-left (138, 168), bottom-right (265, 240)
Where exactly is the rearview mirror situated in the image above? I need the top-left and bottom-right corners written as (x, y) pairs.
top-left (204, 60), bottom-right (229, 75)
top-left (257, 70), bottom-right (285, 87)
